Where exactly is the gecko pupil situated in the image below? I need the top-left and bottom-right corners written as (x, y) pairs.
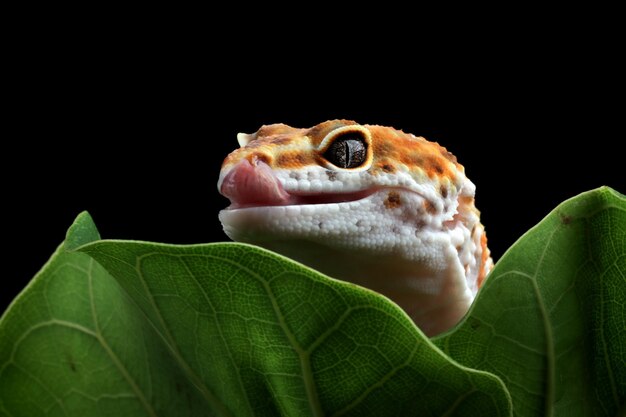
top-left (324, 133), bottom-right (367, 168)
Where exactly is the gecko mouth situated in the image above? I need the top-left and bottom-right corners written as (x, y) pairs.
top-left (219, 159), bottom-right (376, 209)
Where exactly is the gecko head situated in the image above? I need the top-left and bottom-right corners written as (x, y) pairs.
top-left (217, 119), bottom-right (471, 206)
top-left (218, 120), bottom-right (471, 246)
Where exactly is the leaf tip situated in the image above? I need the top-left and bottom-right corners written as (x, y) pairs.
top-left (65, 211), bottom-right (101, 251)
top-left (599, 185), bottom-right (625, 201)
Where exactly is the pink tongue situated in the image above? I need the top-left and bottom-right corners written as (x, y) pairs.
top-left (220, 159), bottom-right (293, 207)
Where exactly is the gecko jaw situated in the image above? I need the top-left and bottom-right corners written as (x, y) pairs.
top-left (223, 189), bottom-right (379, 210)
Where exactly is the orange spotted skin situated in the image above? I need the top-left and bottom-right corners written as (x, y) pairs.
top-left (367, 125), bottom-right (460, 181)
top-left (219, 120), bottom-right (493, 335)
top-left (222, 120), bottom-right (462, 177)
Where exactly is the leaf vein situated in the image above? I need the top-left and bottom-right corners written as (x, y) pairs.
top-left (202, 252), bottom-right (325, 417)
top-left (132, 252), bottom-right (235, 417)
top-left (178, 256), bottom-right (255, 415)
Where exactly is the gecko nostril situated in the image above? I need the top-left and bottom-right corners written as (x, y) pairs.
top-left (247, 153), bottom-right (272, 166)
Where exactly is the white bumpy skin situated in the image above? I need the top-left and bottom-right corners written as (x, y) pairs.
top-left (218, 120), bottom-right (492, 336)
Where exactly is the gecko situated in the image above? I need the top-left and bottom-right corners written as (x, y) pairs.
top-left (217, 120), bottom-right (492, 336)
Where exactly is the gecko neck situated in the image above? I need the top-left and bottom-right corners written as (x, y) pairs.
top-left (258, 239), bottom-right (472, 336)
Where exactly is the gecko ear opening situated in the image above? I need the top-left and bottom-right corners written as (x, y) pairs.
top-left (318, 125), bottom-right (373, 171)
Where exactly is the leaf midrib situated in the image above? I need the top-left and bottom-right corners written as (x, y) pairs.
top-left (87, 259), bottom-right (158, 417)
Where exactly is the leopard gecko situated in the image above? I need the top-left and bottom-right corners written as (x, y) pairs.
top-left (218, 120), bottom-right (492, 336)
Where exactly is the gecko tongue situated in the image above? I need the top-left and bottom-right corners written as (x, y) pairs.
top-left (220, 159), bottom-right (295, 208)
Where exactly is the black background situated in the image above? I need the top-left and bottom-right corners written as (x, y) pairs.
top-left (3, 25), bottom-right (624, 313)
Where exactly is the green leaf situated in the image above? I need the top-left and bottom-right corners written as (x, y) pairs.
top-left (0, 218), bottom-right (209, 416)
top-left (2, 187), bottom-right (624, 417)
top-left (434, 186), bottom-right (626, 416)
top-left (1, 215), bottom-right (510, 416)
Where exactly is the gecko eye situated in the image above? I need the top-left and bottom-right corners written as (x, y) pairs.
top-left (323, 133), bottom-right (368, 169)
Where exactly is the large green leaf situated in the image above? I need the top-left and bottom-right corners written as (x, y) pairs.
top-left (1, 187), bottom-right (624, 417)
top-left (0, 214), bottom-right (510, 416)
top-left (434, 186), bottom-right (626, 416)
